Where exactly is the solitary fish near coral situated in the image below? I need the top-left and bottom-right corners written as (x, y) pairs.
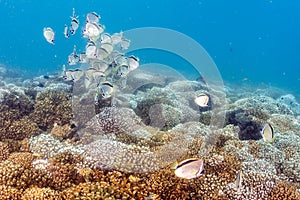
top-left (235, 170), bottom-right (243, 193)
top-left (43, 27), bottom-right (55, 44)
top-left (260, 123), bottom-right (274, 142)
top-left (194, 93), bottom-right (209, 107)
top-left (171, 158), bottom-right (204, 179)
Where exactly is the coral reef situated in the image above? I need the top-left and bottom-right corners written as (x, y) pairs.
top-left (0, 88), bottom-right (40, 140)
top-left (0, 141), bottom-right (10, 161)
top-left (22, 187), bottom-right (61, 200)
top-left (1, 68), bottom-right (300, 199)
top-left (30, 90), bottom-right (73, 131)
top-left (82, 107), bottom-right (145, 135)
top-left (277, 94), bottom-right (300, 115)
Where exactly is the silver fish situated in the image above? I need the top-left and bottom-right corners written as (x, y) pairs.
top-left (101, 42), bottom-right (114, 54)
top-left (64, 24), bottom-right (70, 38)
top-left (94, 92), bottom-right (99, 105)
top-left (116, 65), bottom-right (130, 78)
top-left (111, 32), bottom-right (123, 45)
top-left (96, 47), bottom-right (109, 60)
top-left (115, 55), bottom-right (127, 66)
top-left (100, 33), bottom-right (112, 44)
top-left (93, 70), bottom-right (106, 84)
top-left (261, 123), bottom-right (274, 142)
top-left (86, 12), bottom-right (100, 23)
top-left (85, 67), bottom-right (97, 81)
top-left (85, 41), bottom-right (97, 58)
top-left (194, 93), bottom-right (209, 107)
top-left (68, 45), bottom-right (80, 65)
top-left (171, 158), bottom-right (204, 179)
top-left (71, 68), bottom-right (84, 81)
top-left (91, 60), bottom-right (109, 72)
top-left (98, 81), bottom-right (114, 99)
top-left (70, 8), bottom-right (79, 35)
top-left (235, 170), bottom-right (243, 193)
top-left (62, 65), bottom-right (72, 81)
top-left (127, 55), bottom-right (139, 71)
top-left (43, 27), bottom-right (55, 44)
top-left (120, 38), bottom-right (130, 50)
top-left (79, 52), bottom-right (88, 63)
top-left (84, 22), bottom-right (104, 38)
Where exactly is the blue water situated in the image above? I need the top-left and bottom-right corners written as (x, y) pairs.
top-left (0, 0), bottom-right (299, 94)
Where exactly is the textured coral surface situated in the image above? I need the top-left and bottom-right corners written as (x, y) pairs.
top-left (0, 75), bottom-right (299, 199)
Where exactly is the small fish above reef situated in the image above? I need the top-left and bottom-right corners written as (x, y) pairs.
top-left (85, 41), bottom-right (97, 58)
top-left (64, 24), bottom-right (70, 38)
top-left (68, 45), bottom-right (80, 65)
top-left (101, 33), bottom-right (112, 43)
top-left (127, 55), bottom-right (140, 71)
top-left (171, 158), bottom-right (204, 179)
top-left (86, 12), bottom-right (100, 23)
top-left (194, 93), bottom-right (209, 107)
top-left (43, 27), bottom-right (55, 44)
top-left (69, 8), bottom-right (79, 35)
top-left (83, 22), bottom-right (104, 38)
top-left (120, 38), bottom-right (131, 50)
top-left (98, 81), bottom-right (114, 99)
top-left (260, 123), bottom-right (274, 142)
top-left (111, 32), bottom-right (124, 45)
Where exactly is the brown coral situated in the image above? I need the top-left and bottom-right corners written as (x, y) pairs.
top-left (6, 117), bottom-right (40, 140)
top-left (0, 160), bottom-right (32, 189)
top-left (0, 141), bottom-right (10, 161)
top-left (0, 185), bottom-right (22, 200)
top-left (50, 123), bottom-right (72, 139)
top-left (60, 182), bottom-right (124, 199)
top-left (22, 186), bottom-right (61, 200)
top-left (0, 90), bottom-right (39, 140)
top-left (30, 90), bottom-right (73, 131)
top-left (268, 181), bottom-right (300, 200)
top-left (7, 152), bottom-right (36, 168)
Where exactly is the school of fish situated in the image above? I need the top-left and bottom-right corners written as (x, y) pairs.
top-left (43, 9), bottom-right (278, 182)
top-left (43, 8), bottom-right (139, 101)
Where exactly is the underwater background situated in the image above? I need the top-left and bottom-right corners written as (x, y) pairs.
top-left (0, 0), bottom-right (299, 95)
top-left (0, 0), bottom-right (300, 199)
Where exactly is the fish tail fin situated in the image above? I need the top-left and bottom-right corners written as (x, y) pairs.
top-left (170, 161), bottom-right (178, 170)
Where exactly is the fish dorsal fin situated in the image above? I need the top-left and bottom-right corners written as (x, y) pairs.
top-left (177, 158), bottom-right (199, 168)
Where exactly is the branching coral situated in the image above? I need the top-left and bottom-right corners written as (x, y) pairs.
top-left (0, 89), bottom-right (40, 140)
top-left (22, 187), bottom-right (61, 200)
top-left (30, 90), bottom-right (73, 131)
top-left (0, 141), bottom-right (10, 161)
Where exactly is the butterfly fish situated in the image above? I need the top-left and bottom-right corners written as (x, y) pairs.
top-left (170, 158), bottom-right (204, 179)
top-left (260, 123), bottom-right (275, 142)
